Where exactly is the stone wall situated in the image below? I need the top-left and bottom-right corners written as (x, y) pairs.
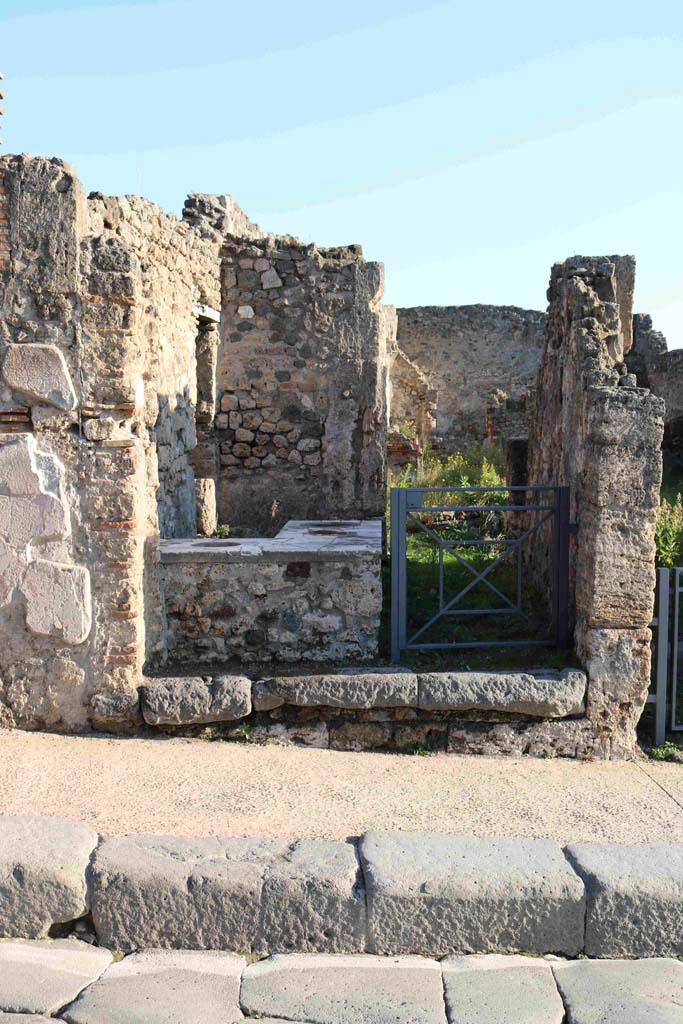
top-left (626, 315), bottom-right (683, 452)
top-left (156, 521), bottom-right (383, 665)
top-left (527, 255), bottom-right (664, 758)
top-left (215, 237), bottom-right (396, 534)
top-left (395, 305), bottom-right (546, 451)
top-left (0, 154), bottom-right (263, 732)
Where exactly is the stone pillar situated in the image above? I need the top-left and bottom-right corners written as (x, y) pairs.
top-left (191, 319), bottom-right (219, 536)
top-left (527, 255), bottom-right (664, 758)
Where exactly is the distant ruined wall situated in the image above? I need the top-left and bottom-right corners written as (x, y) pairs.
top-left (527, 255), bottom-right (663, 758)
top-left (395, 305), bottom-right (546, 450)
top-left (627, 315), bottom-right (683, 452)
top-left (215, 236), bottom-right (396, 533)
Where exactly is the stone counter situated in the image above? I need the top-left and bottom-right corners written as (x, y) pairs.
top-left (157, 520), bottom-right (383, 664)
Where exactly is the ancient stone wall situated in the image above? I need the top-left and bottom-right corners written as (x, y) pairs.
top-left (395, 305), bottom-right (546, 450)
top-left (626, 315), bottom-right (683, 452)
top-left (527, 255), bottom-right (664, 758)
top-left (215, 236), bottom-right (396, 534)
top-left (0, 155), bottom-right (264, 732)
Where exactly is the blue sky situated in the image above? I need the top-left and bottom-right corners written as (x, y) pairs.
top-left (2, 0), bottom-right (683, 345)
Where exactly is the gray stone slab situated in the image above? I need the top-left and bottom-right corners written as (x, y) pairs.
top-left (0, 939), bottom-right (112, 1015)
top-left (417, 669), bottom-right (586, 717)
top-left (240, 953), bottom-right (447, 1024)
top-left (140, 675), bottom-right (251, 725)
top-left (0, 1015), bottom-right (55, 1022)
top-left (253, 668), bottom-right (417, 711)
top-left (552, 958), bottom-right (683, 1023)
top-left (61, 949), bottom-right (245, 1023)
top-left (0, 815), bottom-right (98, 938)
top-left (359, 831), bottom-right (585, 956)
top-left (91, 835), bottom-right (365, 953)
top-left (566, 841), bottom-right (683, 956)
top-left (441, 955), bottom-right (564, 1024)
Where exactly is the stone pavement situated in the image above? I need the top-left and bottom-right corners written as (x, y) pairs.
top-left (1, 730), bottom-right (683, 843)
top-left (2, 941), bottom-right (683, 1023)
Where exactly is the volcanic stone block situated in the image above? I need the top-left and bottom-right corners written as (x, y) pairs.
top-left (567, 842), bottom-right (683, 957)
top-left (441, 955), bottom-right (565, 1024)
top-left (417, 669), bottom-right (586, 717)
top-left (140, 675), bottom-right (252, 725)
top-left (0, 940), bottom-right (112, 1015)
top-left (240, 953), bottom-right (447, 1024)
top-left (256, 839), bottom-right (367, 954)
top-left (2, 344), bottom-right (77, 410)
top-left (61, 949), bottom-right (245, 1024)
top-left (359, 831), bottom-right (585, 956)
top-left (252, 669), bottom-right (418, 711)
top-left (90, 835), bottom-right (365, 953)
top-left (552, 958), bottom-right (683, 1024)
top-left (0, 816), bottom-right (98, 938)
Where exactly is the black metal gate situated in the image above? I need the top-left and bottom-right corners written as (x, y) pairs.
top-left (390, 484), bottom-right (570, 662)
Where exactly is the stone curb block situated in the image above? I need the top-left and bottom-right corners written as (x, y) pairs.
top-left (0, 816), bottom-right (98, 939)
top-left (140, 667), bottom-right (588, 722)
top-left (417, 669), bottom-right (587, 717)
top-left (566, 841), bottom-right (683, 957)
top-left (139, 675), bottom-right (251, 725)
top-left (10, 814), bottom-right (683, 960)
top-left (252, 668), bottom-right (418, 711)
top-left (89, 834), bottom-right (366, 954)
top-left (359, 831), bottom-right (585, 956)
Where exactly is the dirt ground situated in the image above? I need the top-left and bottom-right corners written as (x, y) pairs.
top-left (1, 729), bottom-right (682, 842)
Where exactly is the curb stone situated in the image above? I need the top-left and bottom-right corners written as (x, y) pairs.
top-left (90, 834), bottom-right (366, 953)
top-left (359, 831), bottom-right (585, 956)
top-left (566, 841), bottom-right (683, 957)
top-left (0, 816), bottom-right (98, 938)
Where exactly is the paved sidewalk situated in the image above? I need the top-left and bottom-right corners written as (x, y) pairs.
top-left (2, 941), bottom-right (683, 1023)
top-left (0, 730), bottom-right (682, 842)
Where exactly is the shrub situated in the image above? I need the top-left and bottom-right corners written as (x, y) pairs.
top-left (655, 496), bottom-right (683, 568)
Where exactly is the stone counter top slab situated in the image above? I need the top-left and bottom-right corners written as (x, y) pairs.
top-left (158, 519), bottom-right (382, 564)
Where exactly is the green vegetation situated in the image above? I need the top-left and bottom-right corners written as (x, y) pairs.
top-left (651, 740), bottom-right (683, 763)
top-left (382, 444), bottom-right (568, 669)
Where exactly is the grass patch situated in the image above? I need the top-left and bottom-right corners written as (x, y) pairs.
top-left (651, 741), bottom-right (683, 763)
top-left (382, 444), bottom-right (572, 669)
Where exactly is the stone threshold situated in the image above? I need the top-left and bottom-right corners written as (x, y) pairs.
top-left (3, 815), bottom-right (683, 961)
top-left (139, 667), bottom-right (587, 727)
top-left (1, 942), bottom-right (680, 1023)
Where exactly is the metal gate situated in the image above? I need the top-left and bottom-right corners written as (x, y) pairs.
top-left (390, 484), bottom-right (571, 662)
top-left (648, 567), bottom-right (683, 745)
